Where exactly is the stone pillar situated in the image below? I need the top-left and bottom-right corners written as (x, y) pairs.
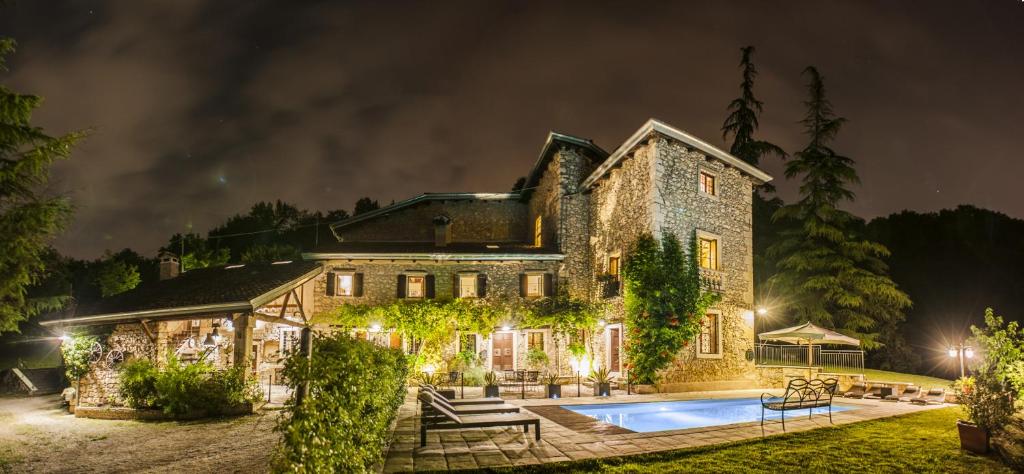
top-left (232, 312), bottom-right (254, 376)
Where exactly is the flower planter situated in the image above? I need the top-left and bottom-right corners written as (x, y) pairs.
top-left (957, 420), bottom-right (989, 454)
top-left (593, 382), bottom-right (611, 397)
top-left (547, 384), bottom-right (561, 399)
top-left (484, 385), bottom-right (500, 398)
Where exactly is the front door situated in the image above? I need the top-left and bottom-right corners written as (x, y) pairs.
top-left (492, 333), bottom-right (514, 371)
top-left (609, 327), bottom-right (621, 372)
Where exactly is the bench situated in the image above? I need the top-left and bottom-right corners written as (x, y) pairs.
top-left (761, 377), bottom-right (838, 431)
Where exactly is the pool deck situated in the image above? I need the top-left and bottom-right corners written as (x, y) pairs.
top-left (382, 387), bottom-right (948, 472)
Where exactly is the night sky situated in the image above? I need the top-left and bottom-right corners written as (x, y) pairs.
top-left (2, 1), bottom-right (1022, 259)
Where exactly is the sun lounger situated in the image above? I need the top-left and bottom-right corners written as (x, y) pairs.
top-left (420, 384), bottom-right (505, 405)
top-left (863, 385), bottom-right (886, 399)
top-left (883, 384), bottom-right (920, 402)
top-left (843, 381), bottom-right (867, 398)
top-left (419, 390), bottom-right (520, 415)
top-left (417, 392), bottom-right (540, 446)
top-left (910, 387), bottom-right (945, 405)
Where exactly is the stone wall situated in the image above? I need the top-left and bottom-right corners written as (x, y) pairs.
top-left (77, 323), bottom-right (157, 406)
top-left (335, 198), bottom-right (527, 243)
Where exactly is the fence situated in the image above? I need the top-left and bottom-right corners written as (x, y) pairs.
top-left (755, 344), bottom-right (864, 372)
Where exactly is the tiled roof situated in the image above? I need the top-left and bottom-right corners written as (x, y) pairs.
top-left (304, 241), bottom-right (563, 259)
top-left (41, 261), bottom-right (322, 325)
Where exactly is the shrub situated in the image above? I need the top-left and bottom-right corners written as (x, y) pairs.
top-left (61, 335), bottom-right (98, 381)
top-left (526, 347), bottom-right (549, 370)
top-left (274, 332), bottom-right (407, 473)
top-left (119, 358), bottom-right (159, 408)
top-left (152, 355), bottom-right (213, 416)
top-left (462, 366), bottom-right (486, 386)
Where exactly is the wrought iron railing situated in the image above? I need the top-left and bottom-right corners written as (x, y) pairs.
top-left (755, 343), bottom-right (864, 371)
top-left (699, 268), bottom-right (723, 293)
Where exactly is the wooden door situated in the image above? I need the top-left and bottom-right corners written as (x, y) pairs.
top-left (492, 333), bottom-right (514, 371)
top-left (609, 327), bottom-right (621, 372)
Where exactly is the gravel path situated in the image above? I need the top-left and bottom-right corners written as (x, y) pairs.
top-left (0, 395), bottom-right (281, 473)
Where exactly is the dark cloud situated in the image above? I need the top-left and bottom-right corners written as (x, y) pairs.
top-left (2, 0), bottom-right (1022, 259)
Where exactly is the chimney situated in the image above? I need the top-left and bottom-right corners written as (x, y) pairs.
top-left (433, 215), bottom-right (452, 247)
top-left (158, 251), bottom-right (181, 280)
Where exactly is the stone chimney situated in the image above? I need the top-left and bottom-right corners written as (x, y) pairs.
top-left (158, 251), bottom-right (181, 280)
top-left (433, 215), bottom-right (452, 247)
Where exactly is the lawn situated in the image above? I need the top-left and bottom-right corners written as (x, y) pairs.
top-left (472, 407), bottom-right (1010, 473)
top-left (830, 368), bottom-right (954, 390)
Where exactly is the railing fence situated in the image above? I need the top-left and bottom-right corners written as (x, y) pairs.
top-left (755, 343), bottom-right (864, 371)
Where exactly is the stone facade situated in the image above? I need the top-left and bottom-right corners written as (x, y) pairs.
top-left (335, 198), bottom-right (527, 243)
top-left (77, 323), bottom-right (157, 406)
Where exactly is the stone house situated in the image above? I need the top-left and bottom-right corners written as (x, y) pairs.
top-left (43, 118), bottom-right (774, 407)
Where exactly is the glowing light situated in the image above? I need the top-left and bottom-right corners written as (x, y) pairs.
top-left (965, 347), bottom-right (974, 359)
top-left (423, 364), bottom-right (436, 375)
top-left (60, 334), bottom-right (72, 343)
top-left (756, 307), bottom-right (768, 316)
top-left (501, 325), bottom-right (511, 331)
top-left (370, 323), bottom-right (382, 332)
top-left (948, 348), bottom-right (958, 358)
top-left (598, 319), bottom-right (606, 327)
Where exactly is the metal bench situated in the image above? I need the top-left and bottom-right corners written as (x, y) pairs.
top-left (761, 377), bottom-right (838, 431)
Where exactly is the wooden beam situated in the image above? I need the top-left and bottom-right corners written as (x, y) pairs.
top-left (253, 313), bottom-right (306, 328)
top-left (139, 320), bottom-right (158, 343)
top-left (292, 288), bottom-right (308, 323)
top-left (278, 291), bottom-right (292, 319)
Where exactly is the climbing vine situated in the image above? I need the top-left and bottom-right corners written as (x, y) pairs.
top-left (622, 231), bottom-right (720, 384)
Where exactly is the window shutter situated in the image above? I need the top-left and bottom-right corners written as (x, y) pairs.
top-left (396, 274), bottom-right (406, 298)
top-left (477, 273), bottom-right (487, 298)
top-left (354, 273), bottom-right (364, 297)
top-left (326, 272), bottom-right (336, 296)
top-left (543, 273), bottom-right (554, 297)
top-left (519, 273), bottom-right (527, 297)
top-left (452, 275), bottom-right (460, 298)
top-left (425, 274), bottom-right (436, 299)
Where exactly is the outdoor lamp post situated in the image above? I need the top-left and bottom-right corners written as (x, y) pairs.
top-left (948, 343), bottom-right (974, 378)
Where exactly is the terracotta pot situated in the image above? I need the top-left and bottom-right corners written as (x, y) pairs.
top-left (484, 385), bottom-right (500, 398)
top-left (957, 420), bottom-right (989, 454)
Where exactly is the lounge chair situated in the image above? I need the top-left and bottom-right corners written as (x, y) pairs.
top-left (883, 384), bottom-right (920, 402)
top-left (910, 388), bottom-right (946, 405)
top-left (843, 381), bottom-right (867, 398)
top-left (761, 378), bottom-right (838, 431)
top-left (420, 390), bottom-right (520, 415)
top-left (863, 384), bottom-right (886, 400)
top-left (417, 392), bottom-right (540, 446)
top-left (420, 384), bottom-right (504, 405)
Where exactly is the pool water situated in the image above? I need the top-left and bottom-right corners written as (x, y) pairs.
top-left (563, 397), bottom-right (855, 432)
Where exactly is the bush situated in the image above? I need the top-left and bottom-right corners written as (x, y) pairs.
top-left (61, 335), bottom-right (99, 381)
top-left (526, 347), bottom-right (549, 370)
top-left (274, 332), bottom-right (407, 473)
top-left (117, 354), bottom-right (261, 416)
top-left (119, 358), bottom-right (159, 408)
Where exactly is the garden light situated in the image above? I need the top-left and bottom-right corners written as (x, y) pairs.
top-left (423, 364), bottom-right (436, 375)
top-left (757, 307), bottom-right (768, 315)
top-left (965, 347), bottom-right (974, 359)
top-left (501, 325), bottom-right (511, 331)
top-left (202, 333), bottom-right (217, 348)
top-left (370, 323), bottom-right (382, 332)
top-left (948, 348), bottom-right (958, 358)
top-left (598, 319), bottom-right (606, 327)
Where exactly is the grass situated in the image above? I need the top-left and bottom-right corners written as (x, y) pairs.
top-left (467, 407), bottom-right (1010, 473)
top-left (828, 368), bottom-right (954, 390)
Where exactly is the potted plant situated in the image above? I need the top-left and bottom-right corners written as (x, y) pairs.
top-left (589, 367), bottom-right (612, 397)
top-left (542, 373), bottom-right (561, 399)
top-left (483, 371), bottom-right (500, 398)
top-left (955, 374), bottom-right (1014, 454)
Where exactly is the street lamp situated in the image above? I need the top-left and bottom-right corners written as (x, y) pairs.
top-left (948, 343), bottom-right (974, 378)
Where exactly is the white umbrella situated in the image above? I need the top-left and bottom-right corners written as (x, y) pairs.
top-left (758, 322), bottom-right (860, 377)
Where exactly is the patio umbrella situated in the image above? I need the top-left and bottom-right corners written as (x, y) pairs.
top-left (758, 322), bottom-right (860, 377)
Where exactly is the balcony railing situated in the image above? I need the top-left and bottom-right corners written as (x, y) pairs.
top-left (699, 268), bottom-right (723, 293)
top-left (600, 278), bottom-right (621, 298)
top-left (755, 343), bottom-right (864, 372)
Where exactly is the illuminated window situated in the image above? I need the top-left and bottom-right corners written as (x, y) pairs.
top-left (527, 332), bottom-right (544, 351)
top-left (608, 256), bottom-right (620, 279)
top-left (699, 237), bottom-right (719, 270)
top-left (458, 274), bottom-right (478, 298)
top-left (534, 215), bottom-right (543, 247)
top-left (700, 171), bottom-right (717, 196)
top-left (406, 276), bottom-right (425, 298)
top-left (337, 274), bottom-right (354, 296)
top-left (699, 313), bottom-right (720, 355)
top-left (526, 274), bottom-right (544, 297)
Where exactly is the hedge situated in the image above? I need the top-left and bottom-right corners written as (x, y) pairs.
top-left (274, 332), bottom-right (408, 473)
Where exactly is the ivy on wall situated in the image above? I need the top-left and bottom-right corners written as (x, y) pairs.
top-left (622, 231), bottom-right (720, 385)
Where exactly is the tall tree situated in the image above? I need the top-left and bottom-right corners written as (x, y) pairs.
top-left (94, 257), bottom-right (140, 297)
top-left (0, 39), bottom-right (84, 332)
top-left (353, 197), bottom-right (379, 216)
top-left (767, 67), bottom-right (910, 347)
top-left (721, 46), bottom-right (787, 171)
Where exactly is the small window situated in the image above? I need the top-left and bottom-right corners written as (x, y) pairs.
top-left (699, 313), bottom-right (720, 355)
top-left (458, 274), bottom-right (478, 298)
top-left (406, 275), bottom-right (425, 298)
top-left (699, 237), bottom-right (719, 270)
top-left (527, 332), bottom-right (544, 351)
top-left (534, 215), bottom-right (543, 247)
top-left (699, 171), bottom-right (717, 196)
top-left (460, 333), bottom-right (477, 354)
top-left (608, 256), bottom-right (620, 279)
top-left (526, 274), bottom-right (544, 297)
top-left (337, 274), bottom-right (354, 296)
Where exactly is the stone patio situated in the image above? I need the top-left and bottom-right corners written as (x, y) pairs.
top-left (383, 387), bottom-right (947, 472)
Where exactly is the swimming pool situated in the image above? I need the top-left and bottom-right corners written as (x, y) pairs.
top-left (563, 397), bottom-right (855, 432)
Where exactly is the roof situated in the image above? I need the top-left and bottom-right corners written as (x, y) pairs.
top-left (523, 131), bottom-right (608, 192)
top-left (40, 261), bottom-right (323, 327)
top-left (329, 193), bottom-right (519, 237)
top-left (303, 241), bottom-right (564, 261)
top-left (581, 118), bottom-right (774, 189)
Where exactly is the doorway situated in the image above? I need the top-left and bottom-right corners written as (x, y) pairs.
top-left (492, 332), bottom-right (514, 371)
top-left (607, 324), bottom-right (622, 373)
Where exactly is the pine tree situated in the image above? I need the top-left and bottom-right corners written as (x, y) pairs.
top-left (721, 46), bottom-right (786, 172)
top-left (767, 67), bottom-right (910, 347)
top-left (0, 39), bottom-right (84, 332)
